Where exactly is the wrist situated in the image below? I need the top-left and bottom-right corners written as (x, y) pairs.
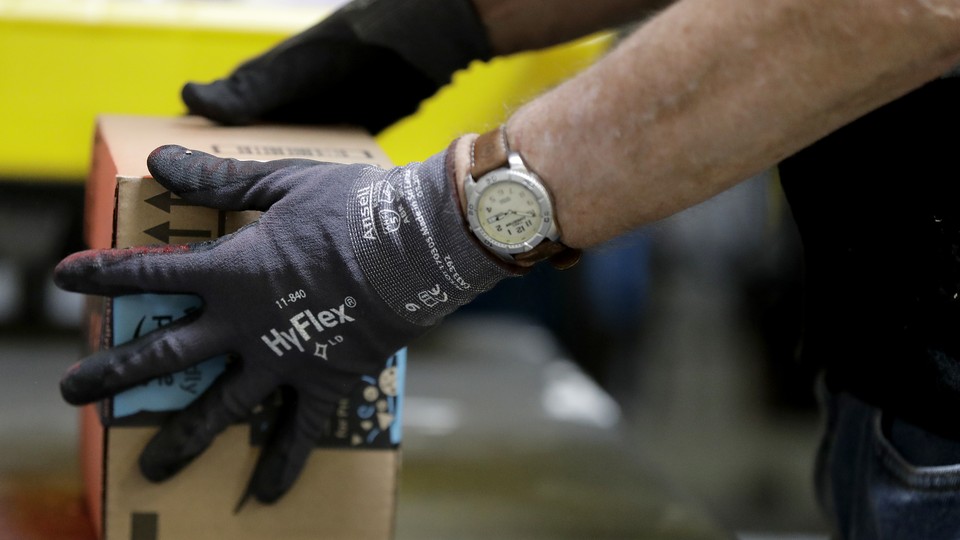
top-left (348, 151), bottom-right (513, 326)
top-left (456, 125), bottom-right (581, 269)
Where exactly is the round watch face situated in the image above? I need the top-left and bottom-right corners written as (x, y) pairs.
top-left (476, 181), bottom-right (544, 245)
top-left (466, 165), bottom-right (556, 255)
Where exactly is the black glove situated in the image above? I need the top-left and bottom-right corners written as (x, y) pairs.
top-left (181, 0), bottom-right (492, 133)
top-left (56, 143), bottom-right (512, 503)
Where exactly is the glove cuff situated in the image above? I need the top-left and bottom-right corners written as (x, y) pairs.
top-left (348, 150), bottom-right (514, 326)
top-left (341, 0), bottom-right (493, 86)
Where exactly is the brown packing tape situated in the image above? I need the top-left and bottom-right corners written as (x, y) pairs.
top-left (77, 296), bottom-right (108, 540)
top-left (84, 129), bottom-right (119, 250)
top-left (79, 405), bottom-right (105, 540)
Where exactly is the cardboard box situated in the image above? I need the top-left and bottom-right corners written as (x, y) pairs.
top-left (79, 114), bottom-right (404, 540)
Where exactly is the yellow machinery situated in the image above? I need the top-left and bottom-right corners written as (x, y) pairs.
top-left (0, 0), bottom-right (612, 181)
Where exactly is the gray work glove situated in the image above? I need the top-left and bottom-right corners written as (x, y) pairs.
top-left (55, 144), bottom-right (512, 503)
top-left (181, 0), bottom-right (491, 132)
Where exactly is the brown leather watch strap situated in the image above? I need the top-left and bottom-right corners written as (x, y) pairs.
top-left (470, 126), bottom-right (510, 180)
top-left (469, 126), bottom-right (581, 270)
top-left (513, 240), bottom-right (582, 269)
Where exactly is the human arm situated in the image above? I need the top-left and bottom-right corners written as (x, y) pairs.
top-left (473, 0), bottom-right (668, 54)
top-left (467, 0), bottom-right (960, 247)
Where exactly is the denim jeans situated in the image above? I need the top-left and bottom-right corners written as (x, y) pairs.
top-left (816, 384), bottom-right (960, 539)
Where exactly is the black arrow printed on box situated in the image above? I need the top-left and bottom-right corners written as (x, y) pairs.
top-left (145, 190), bottom-right (205, 213)
top-left (145, 190), bottom-right (231, 238)
top-left (144, 222), bottom-right (212, 243)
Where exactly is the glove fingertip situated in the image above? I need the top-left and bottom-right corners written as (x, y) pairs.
top-left (181, 80), bottom-right (252, 126)
top-left (180, 82), bottom-right (208, 115)
top-left (146, 144), bottom-right (190, 176)
top-left (139, 425), bottom-right (202, 483)
top-left (60, 363), bottom-right (98, 405)
top-left (53, 250), bottom-right (101, 292)
top-left (253, 478), bottom-right (295, 505)
top-left (139, 451), bottom-right (187, 483)
top-left (147, 145), bottom-right (217, 195)
top-left (251, 455), bottom-right (294, 504)
top-left (253, 435), bottom-right (316, 505)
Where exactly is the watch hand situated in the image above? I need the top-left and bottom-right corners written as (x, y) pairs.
top-left (504, 210), bottom-right (539, 225)
top-left (486, 211), bottom-right (511, 224)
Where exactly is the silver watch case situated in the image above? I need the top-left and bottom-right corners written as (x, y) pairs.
top-left (464, 152), bottom-right (560, 257)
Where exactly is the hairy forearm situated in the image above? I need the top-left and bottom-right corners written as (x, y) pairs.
top-left (469, 0), bottom-right (960, 248)
top-left (472, 0), bottom-right (669, 54)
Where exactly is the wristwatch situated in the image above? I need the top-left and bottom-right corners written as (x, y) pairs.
top-left (464, 126), bottom-right (581, 269)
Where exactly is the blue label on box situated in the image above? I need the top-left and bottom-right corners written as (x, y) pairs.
top-left (391, 349), bottom-right (405, 445)
top-left (112, 294), bottom-right (227, 418)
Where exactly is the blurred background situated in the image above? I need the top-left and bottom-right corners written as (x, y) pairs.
top-left (0, 1), bottom-right (829, 538)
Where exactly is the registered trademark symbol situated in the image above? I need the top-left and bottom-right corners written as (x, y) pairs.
top-left (344, 296), bottom-right (357, 308)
